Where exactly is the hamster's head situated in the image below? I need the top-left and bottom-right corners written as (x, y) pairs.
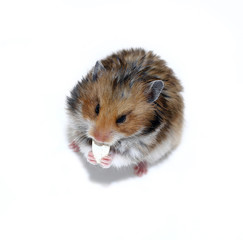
top-left (67, 61), bottom-right (164, 146)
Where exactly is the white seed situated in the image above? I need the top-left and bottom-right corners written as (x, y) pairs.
top-left (92, 140), bottom-right (110, 164)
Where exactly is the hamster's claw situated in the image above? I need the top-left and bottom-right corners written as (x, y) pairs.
top-left (134, 161), bottom-right (148, 176)
top-left (100, 155), bottom-right (113, 169)
top-left (87, 151), bottom-right (98, 165)
top-left (69, 141), bottom-right (80, 152)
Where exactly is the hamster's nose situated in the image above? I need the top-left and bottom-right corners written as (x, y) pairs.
top-left (93, 130), bottom-right (112, 143)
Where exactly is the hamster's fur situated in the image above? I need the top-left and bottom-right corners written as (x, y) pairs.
top-left (67, 48), bottom-right (184, 176)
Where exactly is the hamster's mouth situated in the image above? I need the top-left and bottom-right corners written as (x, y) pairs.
top-left (87, 137), bottom-right (113, 147)
top-left (92, 139), bottom-right (110, 147)
top-left (86, 137), bottom-right (93, 145)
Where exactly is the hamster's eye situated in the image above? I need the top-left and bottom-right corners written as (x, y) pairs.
top-left (116, 115), bottom-right (126, 124)
top-left (95, 104), bottom-right (100, 115)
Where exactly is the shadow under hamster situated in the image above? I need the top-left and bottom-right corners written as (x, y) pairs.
top-left (74, 150), bottom-right (171, 185)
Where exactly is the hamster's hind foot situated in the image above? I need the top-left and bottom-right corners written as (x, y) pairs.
top-left (134, 161), bottom-right (148, 177)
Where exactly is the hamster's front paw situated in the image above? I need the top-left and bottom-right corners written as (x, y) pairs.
top-left (69, 141), bottom-right (80, 152)
top-left (87, 151), bottom-right (98, 165)
top-left (100, 155), bottom-right (113, 169)
top-left (134, 161), bottom-right (148, 176)
top-left (87, 151), bottom-right (113, 168)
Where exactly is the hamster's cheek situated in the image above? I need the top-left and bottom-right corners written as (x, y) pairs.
top-left (111, 132), bottom-right (126, 144)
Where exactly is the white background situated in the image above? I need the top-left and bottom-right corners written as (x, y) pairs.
top-left (0, 0), bottom-right (243, 239)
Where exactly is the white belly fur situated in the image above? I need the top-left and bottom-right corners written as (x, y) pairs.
top-left (77, 128), bottom-right (180, 168)
top-left (112, 129), bottom-right (180, 168)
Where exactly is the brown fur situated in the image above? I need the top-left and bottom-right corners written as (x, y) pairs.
top-left (67, 48), bottom-right (183, 155)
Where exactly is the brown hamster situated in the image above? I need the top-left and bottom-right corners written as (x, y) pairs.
top-left (67, 48), bottom-right (184, 176)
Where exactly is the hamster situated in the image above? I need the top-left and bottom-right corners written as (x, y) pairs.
top-left (67, 48), bottom-right (184, 176)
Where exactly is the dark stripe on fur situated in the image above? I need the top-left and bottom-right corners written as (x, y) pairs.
top-left (142, 111), bottom-right (162, 135)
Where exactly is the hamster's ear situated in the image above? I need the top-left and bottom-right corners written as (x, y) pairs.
top-left (146, 80), bottom-right (164, 103)
top-left (92, 61), bottom-right (106, 81)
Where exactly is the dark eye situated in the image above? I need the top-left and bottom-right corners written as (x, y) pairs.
top-left (95, 104), bottom-right (100, 115)
top-left (116, 115), bottom-right (126, 124)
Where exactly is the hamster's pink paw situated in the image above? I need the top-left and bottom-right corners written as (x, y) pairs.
top-left (69, 141), bottom-right (80, 152)
top-left (87, 151), bottom-right (98, 165)
top-left (134, 161), bottom-right (148, 176)
top-left (100, 155), bottom-right (113, 169)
